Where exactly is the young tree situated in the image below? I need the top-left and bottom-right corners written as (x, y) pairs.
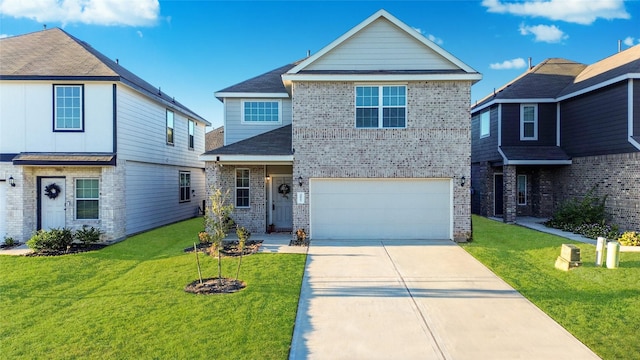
top-left (203, 187), bottom-right (234, 283)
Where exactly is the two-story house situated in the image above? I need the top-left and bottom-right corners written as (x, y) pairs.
top-left (201, 10), bottom-right (481, 241)
top-left (0, 28), bottom-right (210, 243)
top-left (471, 45), bottom-right (640, 231)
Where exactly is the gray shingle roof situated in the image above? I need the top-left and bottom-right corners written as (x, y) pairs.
top-left (0, 28), bottom-right (208, 124)
top-left (216, 62), bottom-right (300, 99)
top-left (203, 125), bottom-right (292, 156)
top-left (500, 146), bottom-right (571, 161)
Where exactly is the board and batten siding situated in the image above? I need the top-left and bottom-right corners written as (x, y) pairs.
top-left (561, 82), bottom-right (637, 157)
top-left (304, 18), bottom-right (458, 71)
top-left (116, 85), bottom-right (206, 168)
top-left (0, 82), bottom-right (114, 153)
top-left (124, 160), bottom-right (205, 235)
top-left (223, 98), bottom-right (292, 145)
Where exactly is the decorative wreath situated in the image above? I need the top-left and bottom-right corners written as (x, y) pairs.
top-left (44, 183), bottom-right (61, 199)
top-left (277, 183), bottom-right (291, 198)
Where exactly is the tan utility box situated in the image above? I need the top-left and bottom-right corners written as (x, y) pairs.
top-left (561, 244), bottom-right (581, 262)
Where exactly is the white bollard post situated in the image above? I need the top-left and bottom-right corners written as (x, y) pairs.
top-left (606, 241), bottom-right (620, 269)
top-left (595, 237), bottom-right (606, 266)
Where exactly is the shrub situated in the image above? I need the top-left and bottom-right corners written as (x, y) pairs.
top-left (547, 190), bottom-right (607, 228)
top-left (26, 228), bottom-right (74, 251)
top-left (3, 236), bottom-right (16, 247)
top-left (573, 223), bottom-right (620, 240)
top-left (75, 225), bottom-right (103, 246)
top-left (618, 231), bottom-right (640, 246)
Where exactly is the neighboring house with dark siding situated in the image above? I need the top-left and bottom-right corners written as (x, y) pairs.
top-left (471, 45), bottom-right (640, 231)
top-left (0, 28), bottom-right (210, 242)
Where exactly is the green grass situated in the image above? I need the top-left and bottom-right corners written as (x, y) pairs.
top-left (0, 218), bottom-right (306, 359)
top-left (464, 215), bottom-right (640, 360)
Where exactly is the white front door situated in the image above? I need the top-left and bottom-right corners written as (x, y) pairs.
top-left (271, 176), bottom-right (293, 231)
top-left (41, 178), bottom-right (66, 230)
top-left (0, 181), bottom-right (6, 239)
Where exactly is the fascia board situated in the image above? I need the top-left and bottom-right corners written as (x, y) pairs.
top-left (472, 98), bottom-right (556, 114)
top-left (282, 73), bottom-right (482, 82)
top-left (557, 73), bottom-right (640, 101)
top-left (214, 92), bottom-right (290, 99)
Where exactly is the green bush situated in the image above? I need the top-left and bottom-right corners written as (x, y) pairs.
top-left (547, 190), bottom-right (607, 228)
top-left (618, 231), bottom-right (640, 246)
top-left (3, 236), bottom-right (17, 247)
top-left (75, 225), bottom-right (103, 246)
top-left (26, 228), bottom-right (74, 251)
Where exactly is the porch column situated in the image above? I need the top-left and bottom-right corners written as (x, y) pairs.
top-left (503, 165), bottom-right (517, 223)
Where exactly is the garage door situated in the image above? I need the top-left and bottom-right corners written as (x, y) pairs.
top-left (310, 178), bottom-right (451, 240)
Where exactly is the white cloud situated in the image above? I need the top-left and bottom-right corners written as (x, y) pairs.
top-left (0, 34), bottom-right (11, 38)
top-left (623, 36), bottom-right (636, 46)
top-left (136, 30), bottom-right (143, 38)
top-left (482, 0), bottom-right (630, 25)
top-left (0, 0), bottom-right (160, 27)
top-left (519, 23), bottom-right (568, 43)
top-left (412, 27), bottom-right (444, 45)
top-left (490, 58), bottom-right (527, 70)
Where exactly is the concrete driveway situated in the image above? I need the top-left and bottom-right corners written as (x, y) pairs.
top-left (289, 239), bottom-right (600, 360)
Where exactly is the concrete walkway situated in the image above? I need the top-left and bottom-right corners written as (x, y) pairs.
top-left (289, 239), bottom-right (599, 360)
top-left (514, 216), bottom-right (597, 244)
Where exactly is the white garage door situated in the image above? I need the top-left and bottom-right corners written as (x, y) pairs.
top-left (310, 178), bottom-right (451, 240)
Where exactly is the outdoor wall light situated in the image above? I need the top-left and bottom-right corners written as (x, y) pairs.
top-left (298, 176), bottom-right (303, 187)
top-left (460, 176), bottom-right (466, 187)
top-left (8, 176), bottom-right (15, 187)
top-left (191, 189), bottom-right (195, 197)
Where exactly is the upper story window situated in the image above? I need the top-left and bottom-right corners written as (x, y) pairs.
top-left (480, 110), bottom-right (490, 138)
top-left (242, 100), bottom-right (281, 123)
top-left (76, 178), bottom-right (99, 219)
top-left (54, 85), bottom-right (84, 131)
top-left (180, 171), bottom-right (191, 202)
top-left (166, 110), bottom-right (174, 145)
top-left (188, 120), bottom-right (195, 150)
top-left (355, 85), bottom-right (406, 128)
top-left (520, 104), bottom-right (538, 140)
top-left (235, 168), bottom-right (250, 208)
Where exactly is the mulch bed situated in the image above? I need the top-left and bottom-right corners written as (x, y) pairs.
top-left (184, 278), bottom-right (246, 295)
top-left (183, 240), bottom-right (263, 256)
top-left (0, 242), bottom-right (23, 250)
top-left (25, 243), bottom-right (108, 257)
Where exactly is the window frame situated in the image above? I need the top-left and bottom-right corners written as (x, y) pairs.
top-left (166, 109), bottom-right (175, 145)
top-left (355, 85), bottom-right (407, 129)
top-left (480, 110), bottom-right (490, 138)
top-left (179, 171), bottom-right (191, 203)
top-left (520, 104), bottom-right (538, 141)
top-left (241, 100), bottom-right (282, 124)
top-left (75, 178), bottom-right (99, 220)
top-left (517, 174), bottom-right (527, 205)
top-left (235, 168), bottom-right (250, 208)
top-left (53, 84), bottom-right (84, 132)
top-left (188, 120), bottom-right (195, 150)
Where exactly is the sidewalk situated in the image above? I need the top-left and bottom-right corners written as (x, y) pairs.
top-left (513, 216), bottom-right (597, 245)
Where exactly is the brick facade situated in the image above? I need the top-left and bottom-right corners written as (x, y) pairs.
top-left (292, 81), bottom-right (473, 241)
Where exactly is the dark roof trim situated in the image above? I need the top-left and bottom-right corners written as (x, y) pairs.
top-left (12, 153), bottom-right (116, 166)
top-left (0, 153), bottom-right (19, 162)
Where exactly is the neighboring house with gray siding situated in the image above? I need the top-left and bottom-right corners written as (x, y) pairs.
top-left (201, 10), bottom-right (481, 241)
top-left (0, 28), bottom-right (210, 242)
top-left (471, 45), bottom-right (640, 231)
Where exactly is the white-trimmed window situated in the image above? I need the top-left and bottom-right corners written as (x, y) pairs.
top-left (517, 175), bottom-right (527, 205)
top-left (520, 104), bottom-right (538, 140)
top-left (236, 168), bottom-right (250, 208)
top-left (180, 171), bottom-right (191, 202)
top-left (242, 100), bottom-right (281, 123)
top-left (355, 85), bottom-right (406, 128)
top-left (76, 178), bottom-right (99, 219)
top-left (188, 120), bottom-right (195, 150)
top-left (54, 85), bottom-right (83, 131)
top-left (480, 110), bottom-right (490, 138)
top-left (166, 110), bottom-right (175, 145)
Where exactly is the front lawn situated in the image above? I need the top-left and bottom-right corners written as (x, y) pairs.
top-left (0, 218), bottom-right (306, 359)
top-left (464, 216), bottom-right (640, 360)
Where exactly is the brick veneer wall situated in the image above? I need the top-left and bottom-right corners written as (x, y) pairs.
top-left (206, 163), bottom-right (266, 234)
top-left (553, 152), bottom-right (640, 231)
top-left (292, 80), bottom-right (473, 241)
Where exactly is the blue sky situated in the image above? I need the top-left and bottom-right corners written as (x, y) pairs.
top-left (1, 0), bottom-right (638, 129)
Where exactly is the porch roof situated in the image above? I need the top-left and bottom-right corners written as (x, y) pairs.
top-left (499, 146), bottom-right (572, 165)
top-left (199, 125), bottom-right (293, 164)
top-left (12, 152), bottom-right (116, 166)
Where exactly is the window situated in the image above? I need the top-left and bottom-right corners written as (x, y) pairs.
top-left (180, 171), bottom-right (191, 202)
top-left (355, 85), bottom-right (406, 128)
top-left (480, 110), bottom-right (490, 138)
top-left (166, 110), bottom-right (174, 145)
top-left (235, 169), bottom-right (250, 208)
top-left (242, 101), bottom-right (281, 123)
top-left (517, 175), bottom-right (527, 205)
top-left (76, 179), bottom-right (99, 219)
top-left (520, 104), bottom-right (538, 140)
top-left (54, 85), bottom-right (83, 131)
top-left (188, 120), bottom-right (195, 150)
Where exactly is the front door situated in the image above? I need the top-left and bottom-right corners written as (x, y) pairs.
top-left (40, 178), bottom-right (66, 230)
top-left (494, 174), bottom-right (504, 216)
top-left (271, 175), bottom-right (293, 231)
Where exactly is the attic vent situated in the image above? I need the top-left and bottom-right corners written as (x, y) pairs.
top-left (307, 50), bottom-right (311, 57)
top-left (158, 87), bottom-right (161, 95)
